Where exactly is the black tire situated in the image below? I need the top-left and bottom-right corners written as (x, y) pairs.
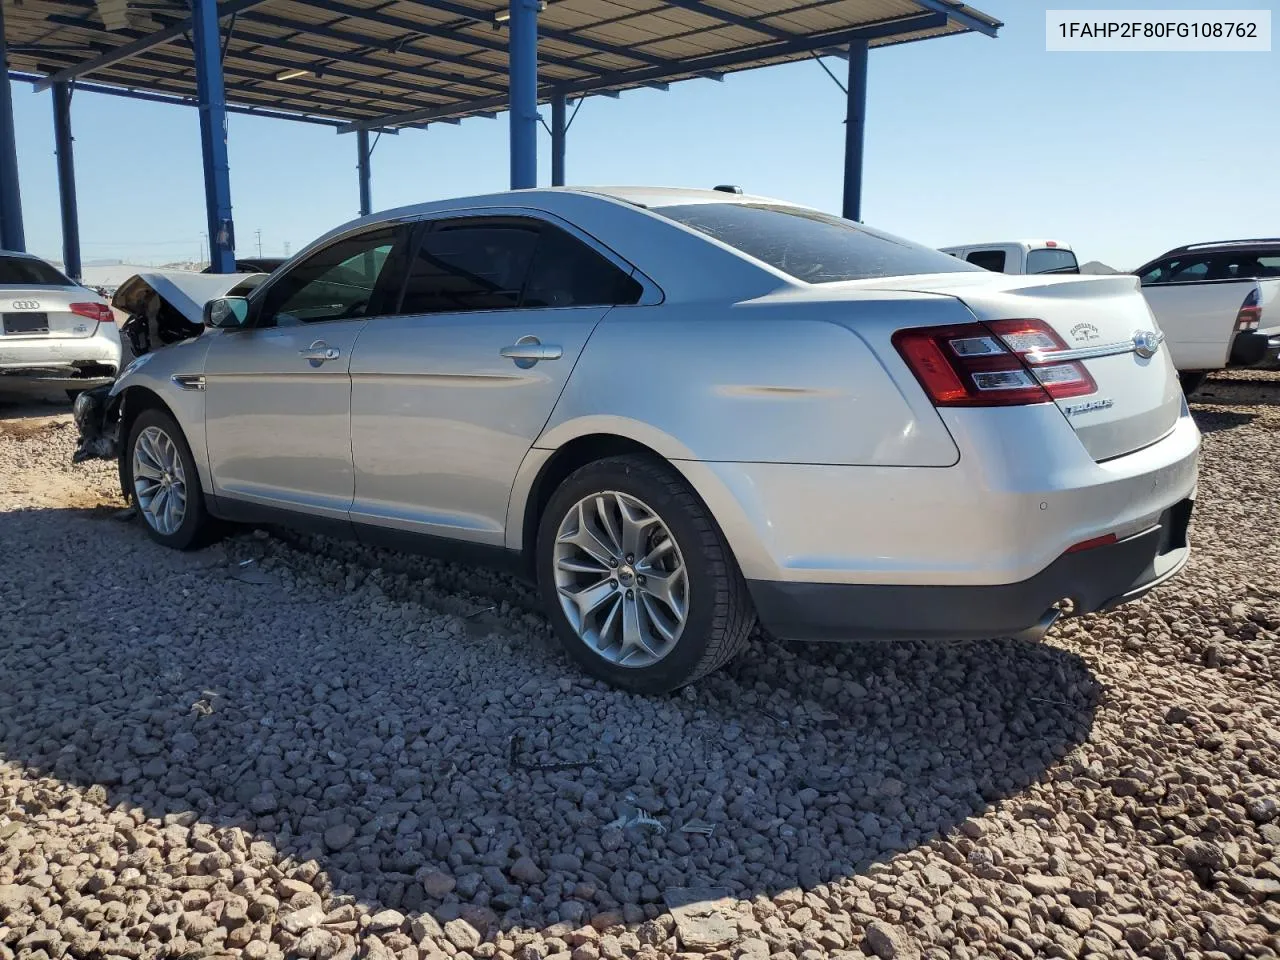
top-left (536, 454), bottom-right (756, 694)
top-left (1179, 371), bottom-right (1208, 396)
top-left (123, 408), bottom-right (213, 550)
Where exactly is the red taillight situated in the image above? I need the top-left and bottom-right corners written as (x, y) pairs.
top-left (893, 318), bottom-right (1097, 407)
top-left (1045, 240), bottom-right (1058, 247)
top-left (1234, 287), bottom-right (1262, 332)
top-left (1065, 533), bottom-right (1118, 554)
top-left (70, 302), bottom-right (115, 325)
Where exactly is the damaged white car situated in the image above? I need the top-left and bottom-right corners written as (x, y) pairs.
top-left (72, 271), bottom-right (266, 461)
top-left (0, 250), bottom-right (121, 396)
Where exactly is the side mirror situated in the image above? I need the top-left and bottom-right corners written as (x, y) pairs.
top-left (204, 296), bottom-right (251, 329)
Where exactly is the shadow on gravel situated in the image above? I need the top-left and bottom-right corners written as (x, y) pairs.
top-left (1191, 408), bottom-right (1258, 434)
top-left (1193, 379), bottom-right (1280, 409)
top-left (0, 504), bottom-right (1102, 941)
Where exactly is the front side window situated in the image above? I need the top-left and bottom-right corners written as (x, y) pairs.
top-left (653, 202), bottom-right (981, 283)
top-left (1026, 249), bottom-right (1079, 275)
top-left (0, 255), bottom-right (73, 286)
top-left (255, 225), bottom-right (404, 326)
top-left (1141, 256), bottom-right (1212, 285)
top-left (966, 250), bottom-right (1008, 272)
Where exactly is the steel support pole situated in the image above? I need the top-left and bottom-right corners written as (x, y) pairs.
top-left (52, 83), bottom-right (81, 280)
top-left (0, 0), bottom-right (25, 252)
top-left (357, 128), bottom-right (372, 216)
top-left (508, 0), bottom-right (539, 189)
top-left (550, 91), bottom-right (566, 186)
top-left (193, 0), bottom-right (236, 272)
top-left (841, 39), bottom-right (868, 222)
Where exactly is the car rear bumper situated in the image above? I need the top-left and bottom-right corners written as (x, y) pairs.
top-left (0, 325), bottom-right (121, 386)
top-left (750, 497), bottom-right (1193, 642)
top-left (1229, 328), bottom-right (1280, 368)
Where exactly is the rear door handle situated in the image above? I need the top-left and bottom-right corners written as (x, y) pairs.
top-left (300, 340), bottom-right (340, 364)
top-left (500, 337), bottom-right (562, 367)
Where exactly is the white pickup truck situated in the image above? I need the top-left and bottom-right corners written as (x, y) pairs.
top-left (942, 238), bottom-right (1280, 393)
top-left (939, 240), bottom-right (1080, 276)
top-left (1132, 240), bottom-right (1280, 392)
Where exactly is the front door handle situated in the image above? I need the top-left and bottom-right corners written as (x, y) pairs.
top-left (300, 340), bottom-right (340, 365)
top-left (500, 337), bottom-right (562, 368)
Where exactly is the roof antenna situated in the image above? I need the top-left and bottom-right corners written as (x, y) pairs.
top-left (713, 184), bottom-right (743, 194)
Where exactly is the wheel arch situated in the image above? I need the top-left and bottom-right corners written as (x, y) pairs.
top-left (113, 386), bottom-right (209, 502)
top-left (515, 432), bottom-right (671, 564)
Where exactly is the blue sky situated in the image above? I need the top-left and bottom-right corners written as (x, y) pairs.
top-left (7, 0), bottom-right (1278, 270)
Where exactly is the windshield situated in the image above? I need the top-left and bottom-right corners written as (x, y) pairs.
top-left (1025, 248), bottom-right (1079, 275)
top-left (0, 255), bottom-right (73, 286)
top-left (654, 202), bottom-right (983, 283)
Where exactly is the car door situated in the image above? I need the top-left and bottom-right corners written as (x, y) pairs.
top-left (203, 223), bottom-right (411, 520)
top-left (348, 214), bottom-right (645, 545)
top-left (1137, 253), bottom-right (1224, 369)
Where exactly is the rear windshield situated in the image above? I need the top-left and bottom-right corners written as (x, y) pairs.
top-left (654, 202), bottom-right (982, 283)
top-left (1025, 248), bottom-right (1079, 275)
top-left (0, 255), bottom-right (73, 286)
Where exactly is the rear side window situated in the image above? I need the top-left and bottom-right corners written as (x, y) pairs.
top-left (400, 223), bottom-right (540, 314)
top-left (654, 203), bottom-right (981, 283)
top-left (523, 225), bottom-right (642, 308)
top-left (1211, 252), bottom-right (1280, 279)
top-left (0, 255), bottom-right (72, 286)
top-left (966, 250), bottom-right (1007, 272)
top-left (398, 218), bottom-right (641, 314)
top-left (1026, 249), bottom-right (1079, 275)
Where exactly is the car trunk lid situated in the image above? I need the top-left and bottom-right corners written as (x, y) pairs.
top-left (851, 272), bottom-right (1182, 461)
top-left (1, 285), bottom-right (103, 339)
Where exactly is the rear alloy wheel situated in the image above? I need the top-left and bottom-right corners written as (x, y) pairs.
top-left (538, 455), bottom-right (755, 693)
top-left (125, 408), bottom-right (212, 550)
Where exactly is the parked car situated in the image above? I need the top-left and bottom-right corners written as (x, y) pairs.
top-left (72, 187), bottom-right (1199, 692)
top-left (940, 240), bottom-right (1080, 275)
top-left (0, 249), bottom-right (121, 396)
top-left (1132, 239), bottom-right (1280, 392)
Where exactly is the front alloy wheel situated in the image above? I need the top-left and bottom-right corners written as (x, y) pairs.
top-left (125, 408), bottom-right (212, 550)
top-left (133, 425), bottom-right (188, 536)
top-left (553, 491), bottom-right (690, 668)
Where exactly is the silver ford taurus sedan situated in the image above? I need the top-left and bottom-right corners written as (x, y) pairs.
top-left (74, 187), bottom-right (1199, 693)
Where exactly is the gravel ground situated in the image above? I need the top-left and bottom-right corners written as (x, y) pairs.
top-left (1, 372), bottom-right (1278, 960)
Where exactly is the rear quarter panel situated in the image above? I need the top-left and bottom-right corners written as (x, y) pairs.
top-left (536, 294), bottom-right (966, 467)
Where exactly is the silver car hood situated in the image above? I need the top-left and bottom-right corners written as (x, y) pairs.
top-left (111, 272), bottom-right (266, 324)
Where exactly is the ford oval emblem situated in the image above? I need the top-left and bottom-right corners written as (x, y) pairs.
top-left (1132, 329), bottom-right (1163, 359)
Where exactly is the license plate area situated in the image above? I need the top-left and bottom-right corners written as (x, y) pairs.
top-left (3, 312), bottom-right (49, 334)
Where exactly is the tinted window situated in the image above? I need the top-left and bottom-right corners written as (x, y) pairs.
top-left (0, 255), bottom-right (73, 286)
top-left (1211, 252), bottom-right (1280, 279)
top-left (257, 225), bottom-right (404, 325)
top-left (654, 203), bottom-right (980, 283)
top-left (523, 225), bottom-right (641, 308)
top-left (1142, 256), bottom-right (1212, 285)
top-left (1026, 248), bottom-right (1079, 275)
top-left (400, 223), bottom-right (539, 314)
top-left (966, 250), bottom-right (1007, 272)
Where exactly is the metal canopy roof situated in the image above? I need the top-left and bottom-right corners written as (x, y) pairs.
top-left (5, 0), bottom-right (999, 132)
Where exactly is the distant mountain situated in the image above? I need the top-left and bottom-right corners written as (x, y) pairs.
top-left (1080, 260), bottom-right (1123, 275)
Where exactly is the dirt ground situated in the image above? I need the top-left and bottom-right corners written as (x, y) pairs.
top-left (0, 372), bottom-right (1277, 960)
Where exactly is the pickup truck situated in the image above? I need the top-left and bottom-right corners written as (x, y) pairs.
top-left (1133, 239), bottom-right (1280, 392)
top-left (942, 237), bottom-right (1280, 393)
top-left (939, 240), bottom-right (1079, 275)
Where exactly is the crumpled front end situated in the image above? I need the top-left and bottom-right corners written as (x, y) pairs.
top-left (72, 383), bottom-right (123, 464)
